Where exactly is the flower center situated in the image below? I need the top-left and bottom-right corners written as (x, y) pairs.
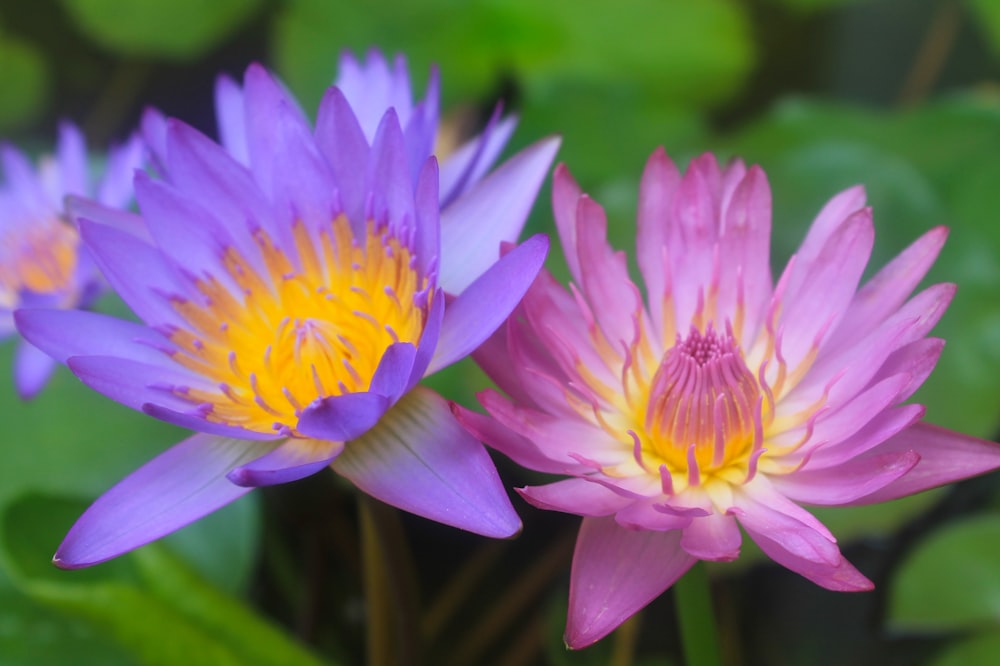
top-left (638, 325), bottom-right (765, 489)
top-left (168, 216), bottom-right (429, 436)
top-left (0, 219), bottom-right (80, 308)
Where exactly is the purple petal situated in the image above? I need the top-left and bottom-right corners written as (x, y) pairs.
top-left (566, 516), bottom-right (695, 649)
top-left (332, 386), bottom-right (520, 537)
top-left (428, 234), bottom-right (549, 374)
top-left (412, 157), bottom-right (440, 279)
top-left (66, 195), bottom-right (149, 241)
top-left (78, 219), bottom-right (194, 328)
top-left (54, 434), bottom-right (279, 568)
top-left (227, 438), bottom-right (343, 487)
top-left (55, 122), bottom-right (88, 196)
top-left (142, 402), bottom-right (281, 441)
top-left (439, 111), bottom-right (517, 206)
top-left (369, 342), bottom-right (418, 401)
top-left (96, 133), bottom-right (146, 208)
top-left (410, 288), bottom-right (444, 386)
top-left (849, 422), bottom-right (1000, 505)
top-left (14, 308), bottom-right (174, 366)
top-left (65, 355), bottom-right (215, 416)
top-left (367, 108), bottom-right (415, 238)
top-left (214, 73), bottom-right (249, 165)
top-left (140, 107), bottom-right (168, 173)
top-left (315, 86), bottom-right (370, 225)
top-left (437, 137), bottom-right (560, 293)
top-left (14, 340), bottom-right (56, 400)
top-left (296, 392), bottom-right (390, 442)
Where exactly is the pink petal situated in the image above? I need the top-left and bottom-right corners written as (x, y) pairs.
top-left (849, 422), bottom-right (1000, 505)
top-left (54, 434), bottom-right (279, 568)
top-left (796, 185), bottom-right (867, 267)
top-left (680, 512), bottom-right (742, 561)
top-left (227, 437), bottom-right (343, 487)
top-left (332, 386), bottom-right (520, 537)
top-left (566, 516), bottom-right (695, 649)
top-left (437, 137), bottom-right (559, 293)
top-left (614, 498), bottom-right (693, 530)
top-left (771, 450), bottom-right (919, 505)
top-left (551, 163), bottom-right (584, 284)
top-left (775, 208), bottom-right (874, 375)
top-left (428, 234), bottom-right (548, 374)
top-left (453, 399), bottom-right (569, 475)
top-left (576, 195), bottom-right (646, 351)
top-left (732, 483), bottom-right (873, 591)
top-left (519, 478), bottom-right (634, 517)
top-left (636, 148), bottom-right (681, 336)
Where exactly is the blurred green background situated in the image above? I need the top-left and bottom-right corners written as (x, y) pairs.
top-left (4, 0), bottom-right (1000, 664)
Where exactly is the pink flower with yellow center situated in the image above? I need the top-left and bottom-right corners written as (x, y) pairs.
top-left (457, 149), bottom-right (1000, 648)
top-left (16, 62), bottom-right (558, 568)
top-left (0, 123), bottom-right (143, 398)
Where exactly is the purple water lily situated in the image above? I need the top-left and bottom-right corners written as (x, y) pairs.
top-left (0, 123), bottom-right (143, 398)
top-left (17, 60), bottom-right (558, 568)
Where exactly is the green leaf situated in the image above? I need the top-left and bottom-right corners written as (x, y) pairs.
top-left (890, 513), bottom-right (1000, 632)
top-left (0, 493), bottom-right (328, 666)
top-left (59, 0), bottom-right (262, 60)
top-left (0, 565), bottom-right (132, 666)
top-left (966, 0), bottom-right (1000, 58)
top-left (273, 0), bottom-right (754, 117)
top-left (931, 631), bottom-right (1000, 666)
top-left (0, 30), bottom-right (48, 130)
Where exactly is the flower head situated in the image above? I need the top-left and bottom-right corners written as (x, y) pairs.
top-left (17, 61), bottom-right (558, 568)
top-left (457, 149), bottom-right (1000, 648)
top-left (0, 123), bottom-right (143, 398)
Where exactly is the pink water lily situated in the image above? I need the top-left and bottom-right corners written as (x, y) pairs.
top-left (16, 61), bottom-right (558, 568)
top-left (456, 149), bottom-right (1000, 648)
top-left (0, 123), bottom-right (143, 398)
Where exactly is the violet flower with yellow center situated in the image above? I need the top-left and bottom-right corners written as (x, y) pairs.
top-left (457, 149), bottom-right (1000, 648)
top-left (0, 123), bottom-right (143, 398)
top-left (16, 62), bottom-right (558, 568)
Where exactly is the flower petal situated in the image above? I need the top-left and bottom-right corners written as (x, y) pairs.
top-left (14, 340), bottom-right (56, 400)
top-left (772, 450), bottom-right (919, 505)
top-left (369, 342), bottom-right (417, 401)
top-left (732, 484), bottom-right (873, 591)
top-left (439, 112), bottom-right (516, 205)
top-left (519, 478), bottom-right (634, 517)
top-left (427, 234), bottom-right (549, 374)
top-left (566, 516), bottom-right (695, 649)
top-left (214, 73), bottom-right (249, 165)
top-left (227, 437), bottom-right (343, 487)
top-left (315, 86), bottom-right (370, 225)
top-left (332, 386), bottom-right (520, 537)
top-left (14, 308), bottom-right (174, 367)
top-left (438, 137), bottom-right (559, 293)
top-left (453, 400), bottom-right (572, 475)
top-left (54, 434), bottom-right (279, 568)
top-left (680, 512), bottom-right (742, 561)
top-left (849, 422), bottom-right (1000, 505)
top-left (296, 392), bottom-right (390, 442)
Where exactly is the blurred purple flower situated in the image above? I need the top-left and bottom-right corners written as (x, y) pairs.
top-left (17, 61), bottom-right (558, 568)
top-left (0, 123), bottom-right (143, 398)
top-left (457, 149), bottom-right (1000, 648)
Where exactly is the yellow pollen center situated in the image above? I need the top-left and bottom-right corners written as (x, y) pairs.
top-left (170, 216), bottom-right (428, 436)
top-left (0, 219), bottom-right (80, 308)
top-left (636, 326), bottom-right (764, 488)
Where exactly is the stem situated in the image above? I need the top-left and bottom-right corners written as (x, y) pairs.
top-left (358, 497), bottom-right (421, 666)
top-left (674, 562), bottom-right (722, 666)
